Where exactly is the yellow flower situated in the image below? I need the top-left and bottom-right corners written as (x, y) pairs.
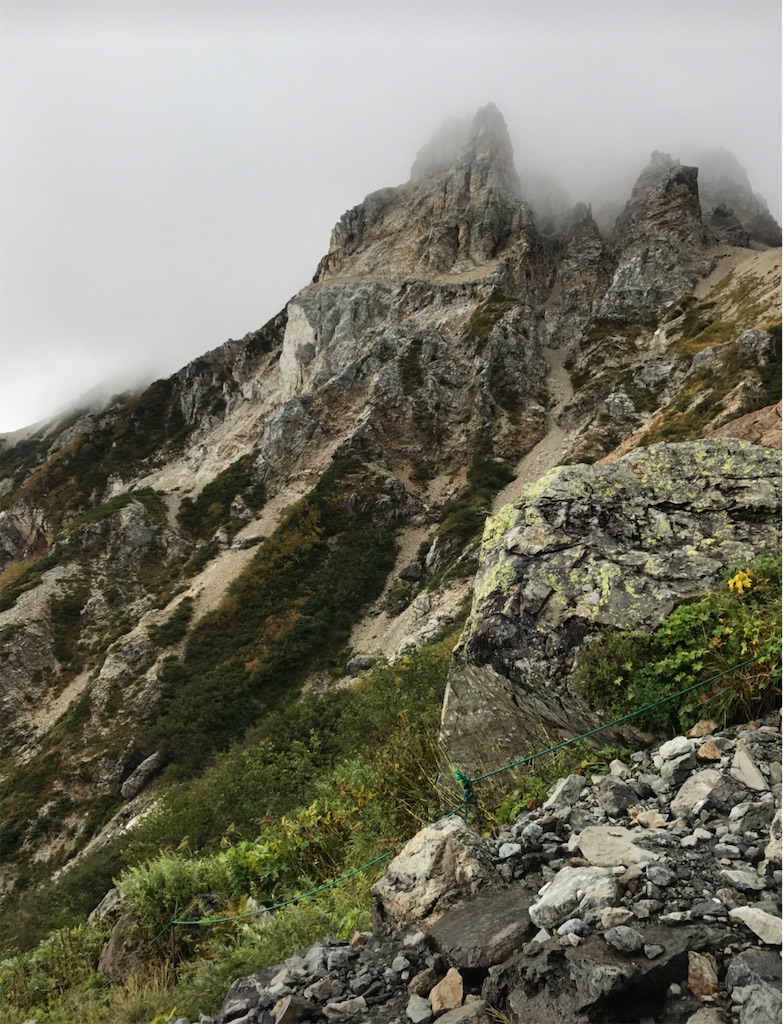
top-left (728, 570), bottom-right (753, 595)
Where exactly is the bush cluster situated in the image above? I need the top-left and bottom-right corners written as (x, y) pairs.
top-left (574, 555), bottom-right (782, 732)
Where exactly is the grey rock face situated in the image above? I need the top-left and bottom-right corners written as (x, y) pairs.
top-left (442, 439), bottom-right (781, 777)
top-left (598, 152), bottom-right (714, 323)
top-left (695, 147), bottom-right (783, 247)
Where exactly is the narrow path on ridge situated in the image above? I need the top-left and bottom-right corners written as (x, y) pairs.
top-left (492, 346), bottom-right (574, 512)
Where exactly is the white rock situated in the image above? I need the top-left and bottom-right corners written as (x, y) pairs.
top-left (659, 736), bottom-right (693, 761)
top-left (731, 745), bottom-right (769, 792)
top-left (670, 769), bottom-right (723, 818)
top-left (576, 825), bottom-right (659, 867)
top-left (728, 906), bottom-right (783, 945)
top-left (529, 866), bottom-right (621, 930)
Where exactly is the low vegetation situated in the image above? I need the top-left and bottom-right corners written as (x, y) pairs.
top-left (575, 555), bottom-right (782, 732)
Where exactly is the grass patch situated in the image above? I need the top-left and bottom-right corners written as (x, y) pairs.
top-left (147, 459), bottom-right (398, 774)
top-left (465, 291), bottom-right (517, 346)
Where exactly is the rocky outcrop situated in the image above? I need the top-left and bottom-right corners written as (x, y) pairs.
top-left (442, 439), bottom-right (781, 777)
top-left (315, 104), bottom-right (531, 282)
top-left (708, 401), bottom-right (782, 449)
top-left (598, 152), bottom-right (714, 323)
top-left (181, 715), bottom-right (781, 1024)
top-left (696, 148), bottom-right (782, 248)
top-left (543, 204), bottom-right (612, 349)
top-left (0, 501), bottom-right (49, 569)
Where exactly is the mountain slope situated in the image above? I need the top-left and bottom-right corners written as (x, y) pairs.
top-left (0, 104), bottom-right (779, 935)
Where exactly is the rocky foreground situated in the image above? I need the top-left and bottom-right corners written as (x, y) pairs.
top-left (153, 714), bottom-right (781, 1024)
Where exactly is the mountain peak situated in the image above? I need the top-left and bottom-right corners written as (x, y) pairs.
top-left (410, 103), bottom-right (520, 196)
top-left (316, 104), bottom-right (527, 281)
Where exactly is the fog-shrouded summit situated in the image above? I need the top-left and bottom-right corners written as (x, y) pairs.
top-left (314, 104), bottom-right (531, 282)
top-left (695, 147), bottom-right (783, 248)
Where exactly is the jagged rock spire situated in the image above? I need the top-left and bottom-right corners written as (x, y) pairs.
top-left (315, 104), bottom-right (529, 281)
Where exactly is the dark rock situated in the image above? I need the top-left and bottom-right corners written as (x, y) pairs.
top-left (427, 886), bottom-right (535, 969)
top-left (595, 777), bottom-right (637, 817)
top-left (724, 948), bottom-right (782, 993)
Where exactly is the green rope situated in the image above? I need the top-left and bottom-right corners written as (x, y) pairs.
top-left (171, 848), bottom-right (397, 927)
top-left (131, 650), bottom-right (770, 942)
top-left (470, 652), bottom-right (767, 785)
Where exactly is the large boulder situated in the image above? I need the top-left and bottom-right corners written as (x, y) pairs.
top-left (442, 439), bottom-right (781, 776)
top-left (371, 817), bottom-right (498, 930)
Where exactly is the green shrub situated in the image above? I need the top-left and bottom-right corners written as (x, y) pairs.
top-left (177, 454), bottom-right (265, 540)
top-left (149, 598), bottom-right (194, 648)
top-left (575, 555), bottom-right (782, 732)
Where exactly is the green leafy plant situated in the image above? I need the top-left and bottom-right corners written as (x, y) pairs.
top-left (575, 555), bottom-right (781, 732)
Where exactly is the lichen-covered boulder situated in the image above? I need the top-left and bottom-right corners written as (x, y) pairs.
top-left (442, 439), bottom-right (781, 776)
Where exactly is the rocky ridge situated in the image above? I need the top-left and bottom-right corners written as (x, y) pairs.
top-left (143, 714), bottom-right (782, 1024)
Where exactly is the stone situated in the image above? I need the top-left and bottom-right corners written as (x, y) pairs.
top-left (763, 808), bottom-right (781, 865)
top-left (731, 745), bottom-right (769, 792)
top-left (685, 1010), bottom-right (724, 1024)
top-left (740, 985), bottom-right (783, 1024)
top-left (604, 926), bottom-right (644, 954)
top-left (729, 801), bottom-right (776, 834)
top-left (121, 749), bottom-right (167, 800)
top-left (529, 866), bottom-right (622, 930)
top-left (719, 868), bottom-right (766, 893)
top-left (346, 655), bottom-right (374, 676)
top-left (399, 561), bottom-right (424, 582)
top-left (729, 906), bottom-right (783, 945)
top-left (594, 776), bottom-right (637, 817)
top-left (406, 994), bottom-right (433, 1023)
top-left (696, 742), bottom-right (722, 762)
top-left (557, 918), bottom-right (589, 936)
top-left (372, 817), bottom-right (498, 929)
top-left (429, 968), bottom-right (463, 1015)
top-left (601, 907), bottom-right (634, 928)
top-left (671, 770), bottom-right (723, 818)
top-left (544, 774), bottom-right (585, 815)
top-left (660, 752), bottom-right (695, 786)
top-left (645, 860), bottom-right (677, 887)
top-left (688, 951), bottom-right (719, 997)
top-left (498, 842), bottom-right (521, 859)
top-left (725, 948), bottom-right (782, 993)
top-left (88, 887), bottom-right (122, 922)
top-left (707, 776), bottom-right (754, 815)
top-left (631, 808), bottom-right (668, 829)
top-left (409, 969), bottom-right (439, 998)
top-left (576, 824), bottom-right (659, 868)
top-left (437, 1003), bottom-right (490, 1024)
top-left (97, 913), bottom-right (146, 983)
top-left (688, 720), bottom-right (720, 739)
top-left (609, 760), bottom-right (631, 779)
top-left (272, 995), bottom-right (319, 1023)
top-left (659, 737), bottom-right (693, 761)
top-left (427, 886), bottom-right (535, 970)
top-left (324, 996), bottom-right (368, 1018)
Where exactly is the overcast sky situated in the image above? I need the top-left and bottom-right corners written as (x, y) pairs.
top-left (1, 0), bottom-right (780, 433)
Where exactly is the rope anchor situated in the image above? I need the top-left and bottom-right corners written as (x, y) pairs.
top-left (454, 769), bottom-right (474, 821)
